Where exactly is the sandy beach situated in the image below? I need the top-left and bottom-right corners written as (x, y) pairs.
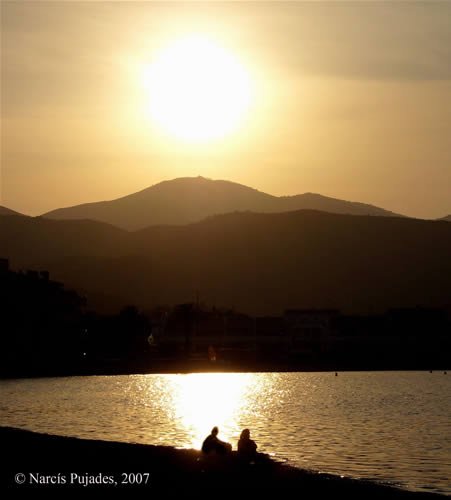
top-left (0, 427), bottom-right (446, 497)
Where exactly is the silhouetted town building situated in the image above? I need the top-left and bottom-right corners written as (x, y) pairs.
top-left (1, 257), bottom-right (450, 376)
top-left (284, 309), bottom-right (339, 354)
top-left (0, 259), bottom-right (86, 375)
top-left (155, 304), bottom-right (450, 368)
top-left (0, 258), bottom-right (9, 274)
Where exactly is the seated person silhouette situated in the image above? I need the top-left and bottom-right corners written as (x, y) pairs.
top-left (201, 426), bottom-right (232, 455)
top-left (237, 428), bottom-right (257, 461)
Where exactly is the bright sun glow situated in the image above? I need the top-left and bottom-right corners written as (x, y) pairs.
top-left (143, 35), bottom-right (253, 142)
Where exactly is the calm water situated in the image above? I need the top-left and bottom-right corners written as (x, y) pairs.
top-left (0, 372), bottom-right (450, 495)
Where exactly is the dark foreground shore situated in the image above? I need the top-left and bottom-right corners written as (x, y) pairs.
top-left (0, 427), bottom-right (445, 498)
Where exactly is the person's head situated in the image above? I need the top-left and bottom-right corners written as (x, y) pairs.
top-left (211, 426), bottom-right (219, 436)
top-left (240, 428), bottom-right (250, 440)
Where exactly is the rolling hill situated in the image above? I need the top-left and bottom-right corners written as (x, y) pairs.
top-left (0, 206), bottom-right (24, 217)
top-left (1, 211), bottom-right (450, 315)
top-left (42, 177), bottom-right (402, 230)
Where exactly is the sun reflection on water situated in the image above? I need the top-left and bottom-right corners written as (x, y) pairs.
top-left (163, 373), bottom-right (257, 448)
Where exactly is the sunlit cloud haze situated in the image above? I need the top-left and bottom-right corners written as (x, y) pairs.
top-left (1, 1), bottom-right (450, 218)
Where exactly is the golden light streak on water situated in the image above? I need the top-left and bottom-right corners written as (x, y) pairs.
top-left (162, 373), bottom-right (257, 448)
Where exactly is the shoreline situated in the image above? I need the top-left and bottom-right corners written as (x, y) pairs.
top-left (0, 427), bottom-right (446, 497)
top-left (1, 360), bottom-right (449, 380)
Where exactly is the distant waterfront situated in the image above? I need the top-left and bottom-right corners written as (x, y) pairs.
top-left (1, 371), bottom-right (450, 495)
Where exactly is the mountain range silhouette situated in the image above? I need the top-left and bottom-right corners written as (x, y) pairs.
top-left (42, 176), bottom-right (403, 230)
top-left (1, 208), bottom-right (450, 315)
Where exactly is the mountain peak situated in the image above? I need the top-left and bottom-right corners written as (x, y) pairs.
top-left (143, 176), bottom-right (265, 193)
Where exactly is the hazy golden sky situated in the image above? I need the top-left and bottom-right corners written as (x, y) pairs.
top-left (1, 1), bottom-right (450, 218)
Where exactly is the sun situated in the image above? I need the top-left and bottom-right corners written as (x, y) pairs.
top-left (143, 35), bottom-right (253, 142)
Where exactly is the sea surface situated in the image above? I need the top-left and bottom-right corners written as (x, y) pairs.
top-left (0, 371), bottom-right (450, 495)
